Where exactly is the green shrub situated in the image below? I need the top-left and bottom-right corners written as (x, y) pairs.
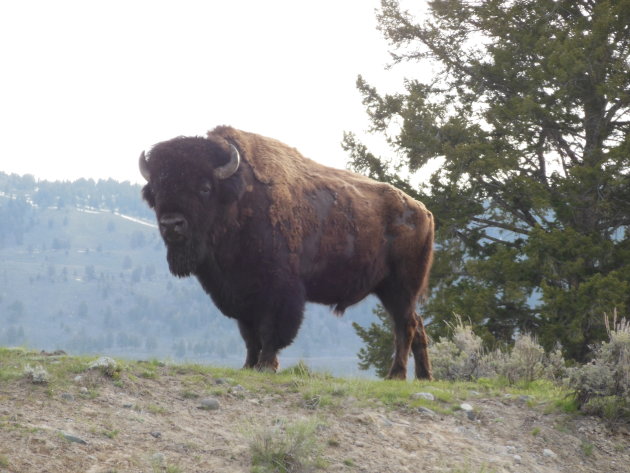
top-left (430, 317), bottom-right (567, 384)
top-left (248, 419), bottom-right (322, 473)
top-left (488, 334), bottom-right (568, 385)
top-left (544, 345), bottom-right (569, 382)
top-left (23, 364), bottom-right (50, 384)
top-left (495, 334), bottom-right (545, 384)
top-left (430, 316), bottom-right (487, 380)
top-left (88, 356), bottom-right (122, 378)
top-left (569, 313), bottom-right (630, 422)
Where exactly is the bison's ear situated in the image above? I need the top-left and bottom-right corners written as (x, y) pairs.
top-left (217, 172), bottom-right (245, 205)
top-left (142, 184), bottom-right (156, 208)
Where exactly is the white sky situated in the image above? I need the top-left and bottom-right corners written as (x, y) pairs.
top-left (0, 0), bottom-right (428, 184)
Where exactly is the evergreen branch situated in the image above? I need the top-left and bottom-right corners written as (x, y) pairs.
top-left (479, 233), bottom-right (515, 246)
top-left (535, 131), bottom-right (549, 188)
top-left (470, 217), bottom-right (529, 236)
top-left (481, 177), bottom-right (540, 229)
top-left (547, 128), bottom-right (580, 166)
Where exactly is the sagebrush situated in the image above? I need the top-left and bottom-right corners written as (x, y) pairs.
top-left (430, 316), bottom-right (566, 384)
top-left (247, 418), bottom-right (323, 473)
top-left (569, 312), bottom-right (630, 423)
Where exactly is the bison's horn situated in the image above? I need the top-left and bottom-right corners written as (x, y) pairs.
top-left (214, 144), bottom-right (240, 180)
top-left (139, 151), bottom-right (150, 181)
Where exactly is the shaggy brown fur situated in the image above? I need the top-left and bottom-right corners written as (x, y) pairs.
top-left (140, 126), bottom-right (434, 379)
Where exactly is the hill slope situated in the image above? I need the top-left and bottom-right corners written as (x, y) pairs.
top-left (1, 349), bottom-right (628, 473)
top-left (0, 172), bottom-right (378, 376)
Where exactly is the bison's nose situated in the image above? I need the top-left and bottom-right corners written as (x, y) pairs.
top-left (159, 214), bottom-right (188, 243)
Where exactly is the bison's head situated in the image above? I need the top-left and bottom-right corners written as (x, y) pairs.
top-left (139, 136), bottom-right (240, 277)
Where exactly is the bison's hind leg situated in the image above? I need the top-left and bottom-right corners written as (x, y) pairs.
top-left (411, 313), bottom-right (433, 380)
top-left (376, 280), bottom-right (418, 380)
top-left (376, 279), bottom-right (432, 380)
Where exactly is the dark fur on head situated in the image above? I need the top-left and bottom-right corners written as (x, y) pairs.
top-left (140, 136), bottom-right (244, 277)
top-left (141, 136), bottom-right (244, 208)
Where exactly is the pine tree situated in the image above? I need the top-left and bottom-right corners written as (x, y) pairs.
top-left (352, 305), bottom-right (395, 378)
top-left (346, 0), bottom-right (630, 361)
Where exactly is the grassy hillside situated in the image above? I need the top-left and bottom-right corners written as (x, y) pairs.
top-left (0, 173), bottom-right (377, 376)
top-left (1, 348), bottom-right (628, 473)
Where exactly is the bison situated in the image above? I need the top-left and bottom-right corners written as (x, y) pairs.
top-left (139, 126), bottom-right (434, 380)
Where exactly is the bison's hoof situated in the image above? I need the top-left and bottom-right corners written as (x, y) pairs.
top-left (254, 358), bottom-right (279, 373)
top-left (386, 371), bottom-right (407, 381)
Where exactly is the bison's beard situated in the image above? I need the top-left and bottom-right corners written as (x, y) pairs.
top-left (166, 242), bottom-right (200, 277)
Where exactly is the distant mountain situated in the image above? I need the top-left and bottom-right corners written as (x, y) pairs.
top-left (0, 172), bottom-right (378, 376)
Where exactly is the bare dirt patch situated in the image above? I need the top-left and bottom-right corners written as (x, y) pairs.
top-left (0, 359), bottom-right (628, 473)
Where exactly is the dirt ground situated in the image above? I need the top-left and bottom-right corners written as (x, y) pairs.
top-left (0, 363), bottom-right (629, 473)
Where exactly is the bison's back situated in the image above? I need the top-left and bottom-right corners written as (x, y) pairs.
top-left (211, 126), bottom-right (433, 310)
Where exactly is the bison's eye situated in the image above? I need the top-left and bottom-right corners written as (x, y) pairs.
top-left (142, 185), bottom-right (156, 208)
top-left (200, 181), bottom-right (212, 198)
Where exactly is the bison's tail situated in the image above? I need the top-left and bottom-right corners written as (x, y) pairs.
top-left (417, 212), bottom-right (435, 304)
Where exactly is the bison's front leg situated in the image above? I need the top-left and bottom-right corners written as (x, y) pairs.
top-left (255, 350), bottom-right (280, 372)
top-left (238, 321), bottom-right (261, 369)
top-left (238, 320), bottom-right (281, 372)
top-left (253, 289), bottom-right (306, 373)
